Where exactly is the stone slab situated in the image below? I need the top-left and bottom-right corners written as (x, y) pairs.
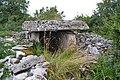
top-left (22, 20), bottom-right (89, 31)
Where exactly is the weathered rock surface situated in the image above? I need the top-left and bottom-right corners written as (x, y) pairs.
top-left (16, 51), bottom-right (26, 59)
top-left (30, 68), bottom-right (47, 77)
top-left (5, 37), bottom-right (14, 42)
top-left (22, 20), bottom-right (89, 31)
top-left (76, 32), bottom-right (112, 54)
top-left (13, 73), bottom-right (27, 80)
top-left (10, 55), bottom-right (45, 74)
top-left (0, 54), bottom-right (49, 80)
top-left (0, 68), bottom-right (4, 78)
top-left (87, 45), bottom-right (99, 55)
top-left (12, 45), bottom-right (28, 50)
top-left (0, 36), bottom-right (49, 80)
top-left (12, 31), bottom-right (30, 39)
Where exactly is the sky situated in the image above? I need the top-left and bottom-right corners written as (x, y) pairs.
top-left (28, 0), bottom-right (102, 20)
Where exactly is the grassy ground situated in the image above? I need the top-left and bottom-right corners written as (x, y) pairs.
top-left (0, 31), bottom-right (16, 37)
top-left (44, 49), bottom-right (97, 80)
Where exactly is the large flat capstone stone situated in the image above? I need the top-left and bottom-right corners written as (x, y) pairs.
top-left (22, 20), bottom-right (89, 31)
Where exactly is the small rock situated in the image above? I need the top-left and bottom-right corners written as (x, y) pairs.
top-left (10, 58), bottom-right (18, 64)
top-left (87, 45), bottom-right (100, 55)
top-left (31, 68), bottom-right (47, 77)
top-left (13, 73), bottom-right (27, 80)
top-left (25, 75), bottom-right (47, 80)
top-left (35, 75), bottom-right (47, 80)
top-left (16, 51), bottom-right (26, 59)
top-left (6, 38), bottom-right (14, 42)
top-left (12, 45), bottom-right (27, 50)
top-left (42, 61), bottom-right (50, 68)
top-left (4, 56), bottom-right (11, 63)
top-left (96, 42), bottom-right (102, 46)
top-left (10, 55), bottom-right (45, 74)
top-left (0, 68), bottom-right (4, 78)
top-left (25, 76), bottom-right (35, 80)
top-left (35, 63), bottom-right (43, 68)
top-left (4, 62), bottom-right (12, 69)
top-left (4, 43), bottom-right (12, 47)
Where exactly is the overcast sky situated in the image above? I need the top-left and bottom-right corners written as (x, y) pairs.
top-left (28, 0), bottom-right (102, 20)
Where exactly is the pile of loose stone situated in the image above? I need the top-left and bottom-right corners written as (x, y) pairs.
top-left (76, 32), bottom-right (113, 55)
top-left (0, 51), bottom-right (50, 80)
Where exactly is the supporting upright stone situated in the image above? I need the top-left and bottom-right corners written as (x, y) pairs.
top-left (31, 32), bottom-right (40, 42)
top-left (59, 31), bottom-right (76, 50)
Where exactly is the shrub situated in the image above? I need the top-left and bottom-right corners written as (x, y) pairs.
top-left (89, 51), bottom-right (120, 80)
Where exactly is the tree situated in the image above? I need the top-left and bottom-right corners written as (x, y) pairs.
top-left (0, 0), bottom-right (30, 31)
top-left (75, 14), bottom-right (91, 26)
top-left (91, 0), bottom-right (118, 26)
top-left (34, 6), bottom-right (65, 20)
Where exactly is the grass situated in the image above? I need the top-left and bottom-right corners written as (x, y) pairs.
top-left (0, 69), bottom-right (10, 80)
top-left (0, 31), bottom-right (15, 37)
top-left (0, 62), bottom-right (4, 69)
top-left (0, 41), bottom-right (16, 59)
top-left (44, 47), bottom-right (120, 80)
top-left (45, 50), bottom-right (79, 80)
top-left (44, 49), bottom-right (97, 80)
top-left (88, 50), bottom-right (120, 80)
top-left (0, 30), bottom-right (119, 80)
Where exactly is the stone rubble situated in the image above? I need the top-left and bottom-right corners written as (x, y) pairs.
top-left (13, 73), bottom-right (28, 80)
top-left (0, 51), bottom-right (49, 80)
top-left (0, 29), bottom-right (114, 80)
top-left (12, 45), bottom-right (28, 50)
top-left (10, 55), bottom-right (46, 74)
top-left (12, 43), bottom-right (33, 50)
top-left (76, 32), bottom-right (112, 54)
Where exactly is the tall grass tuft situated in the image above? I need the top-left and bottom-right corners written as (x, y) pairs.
top-left (44, 49), bottom-right (82, 80)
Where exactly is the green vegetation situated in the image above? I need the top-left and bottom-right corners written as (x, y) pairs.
top-left (32, 40), bottom-right (44, 56)
top-left (0, 0), bottom-right (120, 80)
top-left (1, 69), bottom-right (10, 80)
top-left (0, 62), bottom-right (4, 69)
top-left (0, 0), bottom-right (63, 33)
top-left (75, 0), bottom-right (120, 79)
top-left (44, 49), bottom-right (81, 80)
top-left (0, 31), bottom-right (15, 37)
top-left (0, 0), bottom-right (31, 31)
top-left (34, 6), bottom-right (65, 20)
top-left (90, 54), bottom-right (120, 80)
top-left (0, 41), bottom-right (15, 59)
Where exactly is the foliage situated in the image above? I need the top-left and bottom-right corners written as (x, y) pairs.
top-left (32, 40), bottom-right (44, 56)
top-left (75, 14), bottom-right (92, 27)
top-left (44, 49), bottom-right (82, 80)
top-left (1, 69), bottom-right (10, 80)
top-left (89, 50), bottom-right (120, 80)
top-left (75, 1), bottom-right (120, 80)
top-left (75, 0), bottom-right (120, 40)
top-left (0, 62), bottom-right (4, 69)
top-left (0, 40), bottom-right (15, 59)
top-left (0, 0), bottom-right (31, 31)
top-left (34, 6), bottom-right (65, 20)
top-left (0, 31), bottom-right (15, 37)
